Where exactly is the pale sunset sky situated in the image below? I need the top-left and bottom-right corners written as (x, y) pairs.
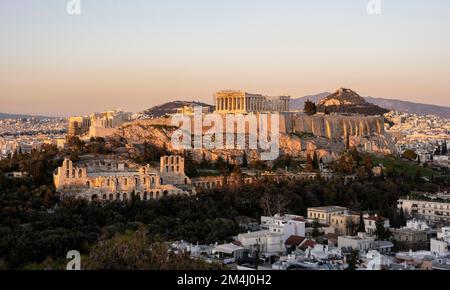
top-left (0, 0), bottom-right (449, 116)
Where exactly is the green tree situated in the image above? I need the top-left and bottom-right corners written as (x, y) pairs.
top-left (312, 152), bottom-right (320, 171)
top-left (305, 154), bottom-right (314, 172)
top-left (312, 219), bottom-right (320, 238)
top-left (85, 227), bottom-right (221, 270)
top-left (304, 100), bottom-right (317, 116)
top-left (398, 207), bottom-right (406, 228)
top-left (346, 250), bottom-right (359, 271)
top-left (402, 150), bottom-right (417, 161)
top-left (356, 212), bottom-right (366, 234)
top-left (242, 152), bottom-right (248, 168)
top-left (374, 220), bottom-right (391, 241)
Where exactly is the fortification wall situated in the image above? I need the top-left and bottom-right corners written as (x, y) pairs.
top-left (287, 114), bottom-right (384, 139)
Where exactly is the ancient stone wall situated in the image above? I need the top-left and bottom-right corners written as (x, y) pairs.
top-left (287, 114), bottom-right (385, 139)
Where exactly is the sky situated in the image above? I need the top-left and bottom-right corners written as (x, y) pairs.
top-left (0, 0), bottom-right (450, 116)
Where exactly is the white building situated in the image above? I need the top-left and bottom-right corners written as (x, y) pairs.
top-left (261, 214), bottom-right (306, 242)
top-left (406, 219), bottom-right (431, 231)
top-left (338, 233), bottom-right (375, 252)
top-left (363, 214), bottom-right (390, 236)
top-left (398, 198), bottom-right (450, 223)
top-left (212, 243), bottom-right (245, 264)
top-left (431, 227), bottom-right (450, 254)
top-left (237, 230), bottom-right (284, 257)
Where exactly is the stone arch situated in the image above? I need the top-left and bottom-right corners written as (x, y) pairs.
top-left (109, 194), bottom-right (114, 201)
top-left (123, 192), bottom-right (128, 200)
top-left (163, 190), bottom-right (169, 196)
top-left (150, 191), bottom-right (154, 199)
top-left (91, 194), bottom-right (98, 201)
top-left (116, 193), bottom-right (121, 200)
top-left (155, 191), bottom-right (160, 199)
top-left (143, 192), bottom-right (148, 200)
top-left (102, 194), bottom-right (107, 200)
top-left (86, 181), bottom-right (90, 188)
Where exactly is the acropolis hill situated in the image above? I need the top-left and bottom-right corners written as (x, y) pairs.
top-left (113, 89), bottom-right (396, 163)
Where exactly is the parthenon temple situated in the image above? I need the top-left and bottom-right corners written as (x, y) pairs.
top-left (214, 90), bottom-right (290, 113)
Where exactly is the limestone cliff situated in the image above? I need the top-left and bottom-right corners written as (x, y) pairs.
top-left (115, 115), bottom-right (397, 164)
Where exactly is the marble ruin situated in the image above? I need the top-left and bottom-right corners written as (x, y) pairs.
top-left (215, 90), bottom-right (290, 113)
top-left (54, 155), bottom-right (194, 201)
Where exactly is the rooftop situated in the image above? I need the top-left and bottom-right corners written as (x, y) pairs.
top-left (308, 206), bottom-right (348, 213)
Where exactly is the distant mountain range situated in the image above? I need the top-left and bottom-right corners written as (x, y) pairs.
top-left (0, 112), bottom-right (53, 120)
top-left (291, 92), bottom-right (450, 118)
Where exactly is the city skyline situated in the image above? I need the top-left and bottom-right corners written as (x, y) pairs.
top-left (1, 0), bottom-right (450, 116)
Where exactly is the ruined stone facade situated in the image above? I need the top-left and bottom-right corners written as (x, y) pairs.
top-left (54, 156), bottom-right (193, 201)
top-left (215, 90), bottom-right (290, 113)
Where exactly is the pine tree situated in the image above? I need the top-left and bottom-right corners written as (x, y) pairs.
top-left (304, 100), bottom-right (317, 116)
top-left (305, 154), bottom-right (314, 172)
top-left (242, 152), bottom-right (248, 168)
top-left (399, 207), bottom-right (406, 227)
top-left (312, 152), bottom-right (319, 170)
top-left (442, 142), bottom-right (448, 155)
top-left (356, 212), bottom-right (366, 234)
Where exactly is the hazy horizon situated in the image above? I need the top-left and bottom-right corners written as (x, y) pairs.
top-left (1, 0), bottom-right (450, 116)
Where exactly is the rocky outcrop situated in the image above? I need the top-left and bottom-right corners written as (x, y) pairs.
top-left (115, 114), bottom-right (396, 165)
top-left (317, 88), bottom-right (389, 116)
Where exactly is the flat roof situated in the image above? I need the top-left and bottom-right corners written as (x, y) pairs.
top-left (238, 230), bottom-right (283, 239)
top-left (308, 206), bottom-right (348, 213)
top-left (213, 243), bottom-right (245, 254)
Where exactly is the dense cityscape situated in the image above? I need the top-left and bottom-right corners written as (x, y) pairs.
top-left (2, 2), bottom-right (450, 287)
top-left (1, 88), bottom-right (450, 272)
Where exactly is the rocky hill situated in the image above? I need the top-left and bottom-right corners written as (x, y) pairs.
top-left (291, 91), bottom-right (450, 118)
top-left (142, 101), bottom-right (214, 118)
top-left (316, 88), bottom-right (389, 116)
